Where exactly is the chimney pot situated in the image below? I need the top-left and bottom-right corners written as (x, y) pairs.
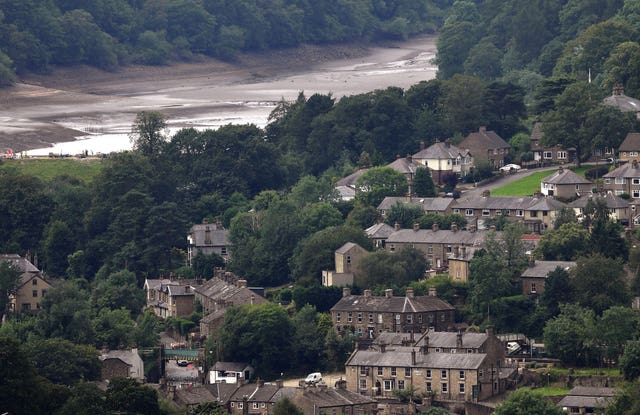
top-left (411, 349), bottom-right (416, 365)
top-left (420, 141), bottom-right (425, 151)
top-left (479, 126), bottom-right (486, 133)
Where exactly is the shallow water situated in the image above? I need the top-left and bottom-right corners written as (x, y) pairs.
top-left (21, 36), bottom-right (438, 156)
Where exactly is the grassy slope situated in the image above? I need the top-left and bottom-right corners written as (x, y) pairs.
top-left (0, 158), bottom-right (104, 183)
top-left (491, 166), bottom-right (593, 197)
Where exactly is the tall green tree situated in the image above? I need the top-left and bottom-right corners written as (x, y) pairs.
top-left (543, 304), bottom-right (597, 366)
top-left (129, 111), bottom-right (168, 157)
top-left (355, 166), bottom-right (408, 207)
top-left (493, 388), bottom-right (564, 415)
top-left (571, 255), bottom-right (629, 315)
top-left (0, 260), bottom-right (21, 319)
top-left (413, 167), bottom-right (436, 197)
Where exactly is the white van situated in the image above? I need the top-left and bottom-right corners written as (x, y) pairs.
top-left (304, 372), bottom-right (322, 385)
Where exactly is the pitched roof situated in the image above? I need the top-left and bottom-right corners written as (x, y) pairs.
top-left (229, 383), bottom-right (280, 403)
top-left (335, 242), bottom-right (365, 255)
top-left (0, 254), bottom-right (39, 273)
top-left (557, 386), bottom-right (618, 409)
top-left (365, 223), bottom-right (395, 239)
top-left (603, 162), bottom-right (640, 179)
top-left (336, 169), bottom-right (367, 187)
top-left (542, 168), bottom-right (591, 185)
top-left (346, 347), bottom-right (487, 369)
top-left (293, 386), bottom-right (377, 410)
top-left (414, 331), bottom-right (489, 349)
top-left (175, 387), bottom-right (217, 406)
top-left (188, 222), bottom-right (228, 247)
top-left (460, 127), bottom-right (510, 152)
top-left (454, 196), bottom-right (566, 211)
top-left (568, 193), bottom-right (628, 209)
top-left (206, 382), bottom-right (240, 403)
top-left (385, 228), bottom-right (487, 246)
top-left (194, 277), bottom-right (266, 306)
top-left (377, 196), bottom-right (454, 212)
top-left (603, 85), bottom-right (640, 113)
top-left (331, 293), bottom-right (455, 314)
top-left (212, 361), bottom-right (251, 372)
top-left (530, 122), bottom-right (544, 141)
top-left (618, 133), bottom-right (640, 152)
top-left (521, 261), bottom-right (576, 278)
top-left (387, 157), bottom-right (423, 175)
top-left (413, 141), bottom-right (470, 160)
top-left (100, 349), bottom-right (141, 367)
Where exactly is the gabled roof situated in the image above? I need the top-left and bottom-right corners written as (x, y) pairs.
top-left (212, 361), bottom-right (251, 372)
top-left (206, 382), bottom-right (240, 403)
top-left (386, 228), bottom-right (487, 246)
top-left (413, 141), bottom-right (470, 160)
top-left (194, 277), bottom-right (266, 306)
top-left (377, 196), bottom-right (454, 212)
top-left (175, 387), bottom-right (218, 406)
top-left (336, 169), bottom-right (367, 187)
top-left (569, 193), bottom-right (628, 209)
top-left (557, 386), bottom-right (618, 409)
top-left (188, 222), bottom-right (228, 247)
top-left (460, 127), bottom-right (510, 152)
top-left (229, 383), bottom-right (281, 403)
top-left (346, 347), bottom-right (487, 369)
top-left (618, 132), bottom-right (640, 152)
top-left (293, 386), bottom-right (377, 409)
top-left (530, 122), bottom-right (544, 141)
top-left (0, 254), bottom-right (39, 273)
top-left (521, 261), bottom-right (576, 278)
top-left (331, 293), bottom-right (455, 314)
top-left (387, 157), bottom-right (423, 175)
top-left (542, 168), bottom-right (591, 185)
top-left (100, 349), bottom-right (141, 367)
top-left (603, 162), bottom-right (640, 179)
top-left (365, 223), bottom-right (395, 239)
top-left (335, 242), bottom-right (366, 255)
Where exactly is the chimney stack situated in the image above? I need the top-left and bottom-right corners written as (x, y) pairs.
top-left (432, 223), bottom-right (439, 232)
top-left (558, 165), bottom-right (564, 174)
top-left (385, 289), bottom-right (393, 298)
top-left (406, 288), bottom-right (414, 298)
top-left (407, 154), bottom-right (413, 163)
top-left (451, 222), bottom-right (458, 232)
top-left (237, 279), bottom-right (247, 288)
top-left (529, 255), bottom-right (535, 267)
top-left (456, 331), bottom-right (463, 349)
top-left (343, 287), bottom-right (351, 297)
top-left (428, 286), bottom-right (437, 297)
top-left (395, 222), bottom-right (401, 231)
top-left (453, 246), bottom-right (460, 257)
top-left (413, 222), bottom-right (420, 231)
top-left (633, 159), bottom-right (638, 169)
top-left (364, 289), bottom-right (372, 297)
top-left (420, 141), bottom-right (425, 151)
top-left (479, 126), bottom-right (487, 133)
top-left (411, 349), bottom-right (416, 365)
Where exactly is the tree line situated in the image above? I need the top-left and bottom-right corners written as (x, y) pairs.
top-left (0, 0), bottom-right (451, 84)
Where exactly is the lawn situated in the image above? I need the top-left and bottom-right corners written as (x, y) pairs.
top-left (0, 158), bottom-right (104, 183)
top-left (491, 169), bottom-right (556, 196)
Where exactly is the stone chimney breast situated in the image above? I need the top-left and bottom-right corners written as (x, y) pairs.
top-left (406, 288), bottom-right (414, 298)
top-left (385, 288), bottom-right (393, 298)
top-left (343, 287), bottom-right (351, 297)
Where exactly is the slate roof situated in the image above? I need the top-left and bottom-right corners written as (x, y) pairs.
top-left (542, 168), bottom-right (591, 185)
top-left (569, 193), bottom-right (628, 209)
top-left (521, 261), bottom-right (576, 279)
top-left (229, 383), bottom-right (280, 403)
top-left (387, 157), bottom-right (423, 175)
top-left (331, 293), bottom-right (455, 314)
top-left (413, 141), bottom-right (470, 160)
top-left (336, 169), bottom-right (367, 187)
top-left (414, 331), bottom-right (489, 349)
top-left (385, 228), bottom-right (487, 246)
top-left (213, 362), bottom-right (251, 372)
top-left (167, 285), bottom-right (196, 296)
top-left (99, 349), bottom-right (140, 367)
top-left (618, 133), bottom-right (640, 152)
top-left (206, 382), bottom-right (241, 403)
top-left (603, 85), bottom-right (640, 113)
top-left (194, 277), bottom-right (267, 306)
top-left (557, 386), bottom-right (618, 409)
top-left (294, 387), bottom-right (377, 409)
top-left (460, 127), bottom-right (510, 153)
top-left (365, 223), bottom-right (395, 239)
top-left (335, 242), bottom-right (362, 255)
top-left (347, 347), bottom-right (487, 369)
top-left (603, 162), bottom-right (640, 178)
top-left (175, 387), bottom-right (217, 406)
top-left (454, 196), bottom-right (566, 211)
top-left (0, 254), bottom-right (39, 273)
top-left (377, 196), bottom-right (454, 212)
top-left (188, 223), bottom-right (228, 247)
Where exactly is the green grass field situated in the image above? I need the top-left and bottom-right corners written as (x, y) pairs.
top-left (491, 166), bottom-right (594, 197)
top-left (0, 158), bottom-right (104, 183)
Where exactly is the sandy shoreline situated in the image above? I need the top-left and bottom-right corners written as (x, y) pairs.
top-left (0, 36), bottom-right (437, 153)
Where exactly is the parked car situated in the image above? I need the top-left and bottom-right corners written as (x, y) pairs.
top-left (304, 372), bottom-right (323, 385)
top-left (499, 163), bottom-right (521, 172)
top-left (177, 360), bottom-right (190, 367)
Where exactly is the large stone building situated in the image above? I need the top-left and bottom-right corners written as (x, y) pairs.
top-left (187, 219), bottom-right (230, 267)
top-left (330, 287), bottom-right (456, 338)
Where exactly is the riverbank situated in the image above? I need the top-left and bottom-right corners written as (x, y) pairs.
top-left (0, 35), bottom-right (438, 153)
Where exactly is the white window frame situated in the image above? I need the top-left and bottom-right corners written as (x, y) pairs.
top-left (384, 380), bottom-right (393, 391)
top-left (516, 210), bottom-right (524, 217)
top-left (616, 178), bottom-right (625, 184)
top-left (633, 178), bottom-right (640, 185)
top-left (459, 371), bottom-right (465, 380)
top-left (459, 383), bottom-right (465, 394)
top-left (557, 151), bottom-right (567, 159)
top-left (465, 209), bottom-right (474, 216)
top-left (543, 151), bottom-right (552, 159)
top-left (442, 383), bottom-right (448, 393)
top-left (441, 370), bottom-right (447, 379)
top-left (426, 369), bottom-right (432, 379)
top-left (482, 209), bottom-right (490, 217)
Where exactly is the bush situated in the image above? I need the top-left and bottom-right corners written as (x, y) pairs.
top-left (585, 166), bottom-right (609, 181)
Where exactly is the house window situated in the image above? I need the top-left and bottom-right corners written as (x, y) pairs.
top-left (442, 383), bottom-right (448, 393)
top-left (359, 379), bottom-right (367, 390)
top-left (346, 255), bottom-right (351, 264)
top-left (427, 245), bottom-right (433, 254)
top-left (32, 279), bottom-right (37, 285)
top-left (459, 383), bottom-right (465, 394)
top-left (616, 178), bottom-right (625, 184)
top-left (426, 370), bottom-right (432, 379)
top-left (390, 244), bottom-right (395, 252)
top-left (495, 210), bottom-right (502, 215)
top-left (22, 303), bottom-right (31, 311)
top-left (348, 313), bottom-right (353, 323)
top-left (238, 402), bottom-right (243, 409)
top-left (369, 313), bottom-right (374, 323)
top-left (398, 380), bottom-right (405, 390)
top-left (531, 282), bottom-right (537, 293)
top-left (405, 368), bottom-right (411, 377)
top-left (435, 348), bottom-right (441, 353)
top-left (336, 313), bottom-right (341, 323)
top-left (391, 367), bottom-right (397, 377)
top-left (605, 178), bottom-right (611, 184)
top-left (378, 314), bottom-right (383, 324)
top-left (634, 179), bottom-right (640, 185)
top-left (360, 367), bottom-right (367, 376)
top-left (384, 380), bottom-right (394, 391)
top-left (453, 208), bottom-right (460, 214)
top-left (544, 151), bottom-right (552, 159)
top-left (261, 403), bottom-right (266, 408)
top-left (516, 210), bottom-right (524, 217)
top-left (429, 314), bottom-right (434, 323)
top-left (418, 314), bottom-right (423, 323)
top-left (634, 190), bottom-right (640, 198)
top-left (357, 328), bottom-right (363, 337)
top-left (459, 371), bottom-right (465, 380)
top-left (221, 247), bottom-right (227, 255)
top-left (407, 314), bottom-right (413, 324)
top-left (41, 289), bottom-right (46, 297)
top-left (253, 402), bottom-right (259, 409)
top-left (441, 370), bottom-right (447, 379)
top-left (395, 314), bottom-right (401, 322)
top-left (530, 210), bottom-right (538, 217)
top-left (557, 151), bottom-right (567, 159)
top-left (378, 367), bottom-right (383, 376)
top-left (616, 190), bottom-right (624, 195)
top-left (32, 290), bottom-right (37, 297)
top-left (441, 314), bottom-right (446, 322)
top-left (479, 370), bottom-right (483, 378)
top-left (426, 382), bottom-right (432, 392)
top-left (358, 312), bottom-right (363, 323)
top-left (482, 209), bottom-right (490, 217)
top-left (231, 402), bottom-right (235, 408)
top-left (465, 209), bottom-right (474, 216)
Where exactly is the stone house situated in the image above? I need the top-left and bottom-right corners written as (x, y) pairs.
top-left (617, 132), bottom-right (640, 163)
top-left (603, 159), bottom-right (640, 198)
top-left (447, 246), bottom-right (479, 284)
top-left (187, 219), bottom-right (230, 267)
top-left (568, 193), bottom-right (630, 225)
top-left (322, 242), bottom-right (369, 287)
top-left (520, 260), bottom-right (576, 296)
top-left (558, 386), bottom-right (618, 414)
top-left (452, 193), bottom-right (566, 233)
top-left (377, 196), bottom-right (455, 218)
top-left (330, 287), bottom-right (456, 338)
top-left (385, 224), bottom-right (487, 271)
top-left (194, 272), bottom-right (267, 338)
top-left (227, 381), bottom-right (296, 415)
top-left (2, 254), bottom-right (52, 314)
top-left (540, 166), bottom-right (592, 199)
top-left (364, 222), bottom-right (395, 249)
top-left (99, 347), bottom-right (145, 381)
top-left (344, 328), bottom-right (511, 404)
top-left (530, 122), bottom-right (577, 165)
top-left (459, 126), bottom-right (510, 169)
top-left (412, 140), bottom-right (473, 184)
top-left (144, 277), bottom-right (202, 319)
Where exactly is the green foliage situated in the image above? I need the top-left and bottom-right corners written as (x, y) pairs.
top-left (621, 341), bottom-right (640, 380)
top-left (543, 304), bottom-right (597, 366)
top-left (130, 111), bottom-right (168, 157)
top-left (537, 222), bottom-right (591, 260)
top-left (359, 246), bottom-right (427, 289)
top-left (413, 167), bottom-right (436, 197)
top-left (356, 166), bottom-right (409, 207)
top-left (493, 388), bottom-right (564, 415)
top-left (291, 285), bottom-right (342, 313)
top-left (571, 255), bottom-right (629, 315)
top-left (106, 377), bottom-right (161, 415)
top-left (24, 338), bottom-right (101, 385)
top-left (272, 397), bottom-right (304, 415)
top-left (540, 267), bottom-right (574, 317)
top-left (0, 260), bottom-right (21, 319)
top-left (385, 203), bottom-right (425, 228)
top-left (605, 379), bottom-right (640, 415)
